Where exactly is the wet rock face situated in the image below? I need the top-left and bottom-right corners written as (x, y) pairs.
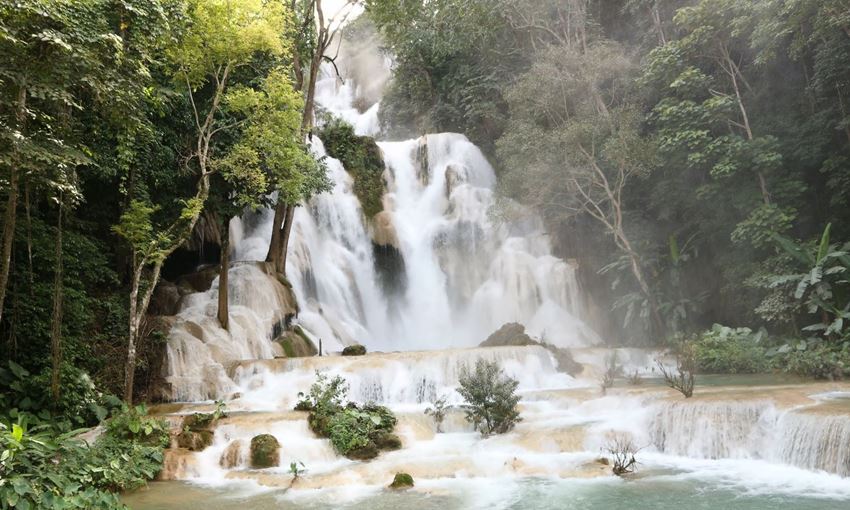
top-left (389, 472), bottom-right (414, 489)
top-left (219, 440), bottom-right (243, 469)
top-left (250, 434), bottom-right (281, 468)
top-left (150, 281), bottom-right (181, 316)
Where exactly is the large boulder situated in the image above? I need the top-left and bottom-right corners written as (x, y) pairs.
top-left (176, 429), bottom-right (213, 451)
top-left (480, 323), bottom-right (536, 347)
top-left (250, 434), bottom-right (281, 469)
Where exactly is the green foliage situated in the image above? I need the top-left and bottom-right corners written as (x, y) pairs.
top-left (774, 340), bottom-right (850, 380)
top-left (768, 224), bottom-right (850, 341)
top-left (104, 404), bottom-right (169, 448)
top-left (296, 372), bottom-right (398, 459)
top-left (317, 117), bottom-right (385, 218)
top-left (424, 396), bottom-right (448, 433)
top-left (693, 324), bottom-right (769, 374)
top-left (0, 404), bottom-right (165, 509)
top-left (457, 359), bottom-right (521, 436)
top-left (219, 67), bottom-right (328, 211)
top-left (168, 0), bottom-right (289, 88)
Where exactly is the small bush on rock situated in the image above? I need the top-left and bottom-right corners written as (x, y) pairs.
top-left (457, 359), bottom-right (521, 436)
top-left (297, 372), bottom-right (399, 460)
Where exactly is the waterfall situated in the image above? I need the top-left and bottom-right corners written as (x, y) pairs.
top-left (228, 345), bottom-right (577, 410)
top-left (775, 412), bottom-right (850, 476)
top-left (227, 64), bottom-right (599, 354)
top-left (164, 262), bottom-right (298, 401)
top-left (647, 399), bottom-right (850, 476)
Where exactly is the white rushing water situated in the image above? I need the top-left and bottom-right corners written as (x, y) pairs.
top-left (230, 64), bottom-right (599, 354)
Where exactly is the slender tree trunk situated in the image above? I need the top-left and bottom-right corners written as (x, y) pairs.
top-left (0, 85), bottom-right (26, 324)
top-left (217, 223), bottom-right (230, 330)
top-left (50, 194), bottom-right (64, 402)
top-left (723, 47), bottom-right (770, 206)
top-left (650, 1), bottom-right (667, 46)
top-left (24, 182), bottom-right (33, 294)
top-left (0, 167), bottom-right (19, 326)
top-left (125, 259), bottom-right (143, 403)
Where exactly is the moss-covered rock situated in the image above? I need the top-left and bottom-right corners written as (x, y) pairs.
top-left (373, 431), bottom-right (402, 451)
top-left (176, 429), bottom-right (214, 451)
top-left (274, 326), bottom-right (318, 358)
top-left (389, 472), bottom-right (414, 489)
top-left (346, 443), bottom-right (379, 461)
top-left (342, 344), bottom-right (367, 356)
top-left (250, 434), bottom-right (280, 468)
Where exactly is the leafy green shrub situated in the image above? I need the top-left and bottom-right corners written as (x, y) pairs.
top-left (105, 404), bottom-right (169, 448)
top-left (457, 359), bottom-right (521, 436)
top-left (317, 117), bottom-right (385, 218)
top-left (693, 324), bottom-right (769, 374)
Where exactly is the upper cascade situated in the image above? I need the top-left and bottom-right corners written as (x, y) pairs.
top-left (231, 63), bottom-right (601, 354)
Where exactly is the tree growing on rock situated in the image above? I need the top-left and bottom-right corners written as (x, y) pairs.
top-left (457, 359), bottom-right (521, 436)
top-left (657, 340), bottom-right (696, 398)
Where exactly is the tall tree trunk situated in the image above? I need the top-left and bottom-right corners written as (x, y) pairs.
top-left (217, 223), bottom-right (230, 330)
top-left (278, 205), bottom-right (296, 274)
top-left (0, 167), bottom-right (19, 326)
top-left (50, 194), bottom-right (64, 402)
top-left (266, 201), bottom-right (286, 266)
top-left (0, 84), bottom-right (26, 324)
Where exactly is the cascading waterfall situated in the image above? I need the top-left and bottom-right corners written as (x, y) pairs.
top-left (229, 64), bottom-right (599, 354)
top-left (647, 399), bottom-right (850, 476)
